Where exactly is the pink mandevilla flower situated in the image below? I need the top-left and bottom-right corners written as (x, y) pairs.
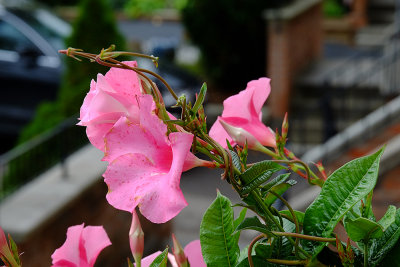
top-left (103, 95), bottom-right (205, 223)
top-left (78, 61), bottom-right (142, 150)
top-left (209, 78), bottom-right (276, 149)
top-left (51, 224), bottom-right (111, 267)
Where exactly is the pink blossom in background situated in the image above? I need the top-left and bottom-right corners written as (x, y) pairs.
top-left (103, 95), bottom-right (198, 223)
top-left (78, 61), bottom-right (142, 150)
top-left (51, 224), bottom-right (111, 267)
top-left (209, 78), bottom-right (276, 149)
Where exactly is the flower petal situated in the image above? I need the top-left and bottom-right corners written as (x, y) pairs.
top-left (184, 240), bottom-right (206, 267)
top-left (81, 226), bottom-right (111, 266)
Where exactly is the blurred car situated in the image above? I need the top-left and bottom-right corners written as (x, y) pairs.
top-left (0, 3), bottom-right (71, 139)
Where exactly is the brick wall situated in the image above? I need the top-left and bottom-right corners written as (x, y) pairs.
top-left (265, 0), bottom-right (323, 122)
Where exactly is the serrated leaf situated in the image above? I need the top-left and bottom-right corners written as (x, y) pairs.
top-left (200, 192), bottom-right (239, 266)
top-left (261, 173), bottom-right (291, 193)
top-left (264, 180), bottom-right (296, 207)
top-left (377, 205), bottom-right (396, 231)
top-left (235, 216), bottom-right (271, 235)
top-left (229, 150), bottom-right (242, 173)
top-left (149, 248), bottom-right (169, 267)
top-left (344, 217), bottom-right (383, 241)
top-left (240, 161), bottom-right (286, 195)
top-left (279, 210), bottom-right (305, 226)
top-left (369, 208), bottom-right (400, 265)
top-left (303, 147), bottom-right (385, 256)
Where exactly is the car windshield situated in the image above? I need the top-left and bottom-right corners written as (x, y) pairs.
top-left (8, 8), bottom-right (70, 51)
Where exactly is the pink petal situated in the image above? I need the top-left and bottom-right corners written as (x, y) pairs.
top-left (138, 251), bottom-right (161, 267)
top-left (222, 117), bottom-right (276, 148)
top-left (104, 132), bottom-right (192, 223)
top-left (81, 226), bottom-right (111, 266)
top-left (104, 61), bottom-right (142, 105)
top-left (51, 224), bottom-right (111, 267)
top-left (222, 78), bottom-right (270, 121)
top-left (51, 224), bottom-right (84, 266)
top-left (184, 240), bottom-right (206, 267)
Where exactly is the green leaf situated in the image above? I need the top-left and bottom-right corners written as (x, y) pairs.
top-left (279, 210), bottom-right (305, 226)
top-left (240, 161), bottom-right (286, 194)
top-left (7, 234), bottom-right (20, 265)
top-left (377, 205), bottom-right (396, 231)
top-left (255, 242), bottom-right (272, 259)
top-left (234, 208), bottom-right (247, 230)
top-left (261, 173), bottom-right (291, 193)
top-left (235, 256), bottom-right (271, 267)
top-left (369, 208), bottom-right (400, 265)
top-left (149, 248), bottom-right (169, 267)
top-left (200, 191), bottom-right (240, 266)
top-left (303, 147), bottom-right (385, 256)
top-left (271, 218), bottom-right (295, 258)
top-left (192, 83), bottom-right (207, 114)
top-left (233, 208), bottom-right (248, 241)
top-left (344, 217), bottom-right (383, 242)
top-left (377, 238), bottom-right (400, 266)
top-left (263, 180), bottom-right (296, 207)
top-left (235, 216), bottom-right (271, 235)
top-left (229, 150), bottom-right (242, 176)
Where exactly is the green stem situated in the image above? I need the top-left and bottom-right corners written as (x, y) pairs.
top-left (270, 191), bottom-right (302, 259)
top-left (267, 259), bottom-right (307, 265)
top-left (364, 241), bottom-right (369, 267)
top-left (250, 191), bottom-right (310, 258)
top-left (271, 231), bottom-right (336, 243)
top-left (248, 234), bottom-right (265, 267)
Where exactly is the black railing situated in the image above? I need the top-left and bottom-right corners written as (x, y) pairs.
top-left (0, 117), bottom-right (88, 200)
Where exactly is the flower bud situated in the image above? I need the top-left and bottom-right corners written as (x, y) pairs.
top-left (281, 112), bottom-right (289, 141)
top-left (129, 211), bottom-right (144, 265)
top-left (172, 234), bottom-right (189, 267)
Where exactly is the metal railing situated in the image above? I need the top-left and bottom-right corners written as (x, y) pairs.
top-left (0, 116), bottom-right (87, 200)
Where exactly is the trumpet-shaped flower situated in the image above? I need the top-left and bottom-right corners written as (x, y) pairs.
top-left (79, 61), bottom-right (142, 150)
top-left (103, 95), bottom-right (201, 223)
top-left (209, 78), bottom-right (276, 148)
top-left (51, 224), bottom-right (111, 267)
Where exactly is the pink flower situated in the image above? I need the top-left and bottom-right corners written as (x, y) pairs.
top-left (103, 95), bottom-right (200, 223)
top-left (209, 78), bottom-right (276, 148)
top-left (51, 224), bottom-right (111, 267)
top-left (78, 61), bottom-right (142, 150)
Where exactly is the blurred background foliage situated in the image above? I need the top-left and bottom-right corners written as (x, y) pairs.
top-left (18, 0), bottom-right (126, 143)
top-left (181, 0), bottom-right (293, 94)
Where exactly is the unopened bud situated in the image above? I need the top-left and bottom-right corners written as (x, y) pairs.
top-left (315, 161), bottom-right (327, 180)
top-left (129, 211), bottom-right (144, 265)
top-left (172, 234), bottom-right (189, 267)
top-left (281, 112), bottom-right (289, 140)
